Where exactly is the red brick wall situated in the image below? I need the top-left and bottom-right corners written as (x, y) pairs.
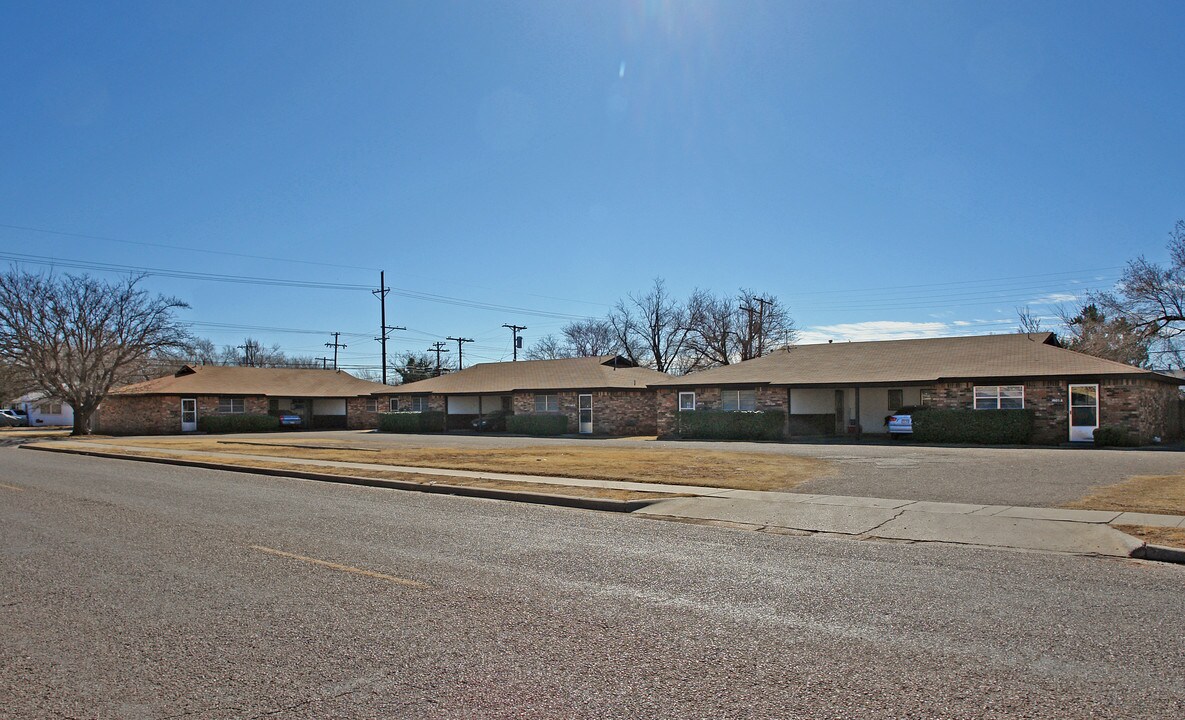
top-left (656, 386), bottom-right (787, 437)
top-left (922, 378), bottom-right (1181, 444)
top-left (512, 390), bottom-right (657, 435)
top-left (95, 394), bottom-right (267, 435)
top-left (346, 396), bottom-right (381, 429)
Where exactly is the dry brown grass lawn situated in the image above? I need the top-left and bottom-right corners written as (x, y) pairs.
top-left (98, 450), bottom-right (674, 502)
top-left (1113, 524), bottom-right (1185, 549)
top-left (85, 436), bottom-right (831, 491)
top-left (1065, 473), bottom-right (1185, 516)
top-left (1066, 473), bottom-right (1185, 550)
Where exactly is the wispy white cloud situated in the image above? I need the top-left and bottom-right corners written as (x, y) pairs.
top-left (1029, 292), bottom-right (1078, 305)
top-left (797, 321), bottom-right (951, 344)
top-left (798, 316), bottom-right (1036, 344)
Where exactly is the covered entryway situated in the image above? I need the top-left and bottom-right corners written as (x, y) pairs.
top-left (578, 394), bottom-right (593, 434)
top-left (1069, 384), bottom-right (1099, 442)
top-left (180, 398), bottom-right (197, 432)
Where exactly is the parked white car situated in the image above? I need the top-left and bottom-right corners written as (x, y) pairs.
top-left (886, 406), bottom-right (920, 435)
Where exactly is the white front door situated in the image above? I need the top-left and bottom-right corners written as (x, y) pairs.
top-left (181, 398), bottom-right (198, 432)
top-left (1068, 384), bottom-right (1099, 442)
top-left (578, 394), bottom-right (593, 434)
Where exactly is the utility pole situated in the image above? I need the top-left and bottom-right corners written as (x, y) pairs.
top-left (236, 343), bottom-right (251, 367)
top-left (753, 297), bottom-right (774, 357)
top-left (502, 324), bottom-right (527, 361)
top-left (428, 342), bottom-right (450, 377)
top-left (372, 271), bottom-right (406, 385)
top-left (325, 332), bottom-right (347, 370)
top-left (446, 336), bottom-right (474, 370)
top-left (316, 357), bottom-right (331, 370)
top-left (739, 304), bottom-right (758, 361)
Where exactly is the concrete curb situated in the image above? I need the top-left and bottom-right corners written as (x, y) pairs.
top-left (1132, 543), bottom-right (1185, 564)
top-left (21, 444), bottom-right (663, 514)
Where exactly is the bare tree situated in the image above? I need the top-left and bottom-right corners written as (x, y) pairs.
top-left (562, 318), bottom-right (618, 357)
top-left (220, 337), bottom-right (290, 367)
top-left (524, 334), bottom-right (572, 360)
top-left (1093, 220), bottom-right (1185, 341)
top-left (0, 271), bottom-right (190, 435)
top-left (684, 288), bottom-right (797, 368)
top-left (735, 289), bottom-right (796, 359)
top-left (609, 278), bottom-right (688, 372)
top-left (0, 361), bottom-right (27, 404)
top-left (1015, 306), bottom-right (1045, 334)
top-left (526, 319), bottom-right (620, 360)
top-left (684, 289), bottom-right (736, 369)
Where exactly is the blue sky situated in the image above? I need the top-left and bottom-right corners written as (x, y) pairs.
top-left (2, 1), bottom-right (1183, 372)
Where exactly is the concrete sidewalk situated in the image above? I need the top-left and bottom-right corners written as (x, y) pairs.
top-left (30, 439), bottom-right (1185, 560)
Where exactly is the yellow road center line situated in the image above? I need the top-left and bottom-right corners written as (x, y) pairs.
top-left (0, 482), bottom-right (24, 491)
top-left (249, 545), bottom-right (430, 589)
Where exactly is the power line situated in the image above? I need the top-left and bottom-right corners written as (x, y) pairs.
top-left (184, 321), bottom-right (372, 339)
top-left (0, 250), bottom-right (595, 320)
top-left (0, 222), bottom-right (379, 271)
top-left (0, 251), bottom-right (373, 291)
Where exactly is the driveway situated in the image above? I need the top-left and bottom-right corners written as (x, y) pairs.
top-left (151, 430), bottom-right (1185, 508)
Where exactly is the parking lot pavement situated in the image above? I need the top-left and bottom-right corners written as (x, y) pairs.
top-left (206, 430), bottom-right (1185, 508)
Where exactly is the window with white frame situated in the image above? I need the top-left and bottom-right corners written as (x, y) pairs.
top-left (38, 401), bottom-right (64, 415)
top-left (974, 385), bottom-right (1024, 410)
top-left (720, 389), bottom-right (757, 412)
top-left (217, 397), bottom-right (245, 414)
top-left (408, 396), bottom-right (428, 412)
top-left (365, 398), bottom-right (379, 413)
top-left (678, 392), bottom-right (696, 411)
top-left (389, 397), bottom-right (400, 412)
top-left (534, 394), bottom-right (559, 412)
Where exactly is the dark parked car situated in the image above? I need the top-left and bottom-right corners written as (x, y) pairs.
top-left (0, 409), bottom-right (21, 427)
top-left (471, 410), bottom-right (511, 431)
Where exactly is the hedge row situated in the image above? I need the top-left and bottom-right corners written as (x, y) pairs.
top-left (1093, 426), bottom-right (1141, 447)
top-left (378, 411), bottom-right (446, 433)
top-left (507, 413), bottom-right (569, 436)
top-left (677, 410), bottom-right (785, 441)
top-left (910, 408), bottom-right (1034, 444)
top-left (197, 414), bottom-right (280, 433)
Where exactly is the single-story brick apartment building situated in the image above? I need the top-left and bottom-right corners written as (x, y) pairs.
top-left (369, 355), bottom-right (671, 435)
top-left (653, 333), bottom-right (1182, 444)
top-left (95, 365), bottom-right (390, 434)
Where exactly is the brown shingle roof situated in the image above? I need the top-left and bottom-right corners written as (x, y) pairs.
top-left (655, 333), bottom-right (1179, 387)
top-left (381, 355), bottom-right (670, 395)
top-left (111, 365), bottom-right (391, 398)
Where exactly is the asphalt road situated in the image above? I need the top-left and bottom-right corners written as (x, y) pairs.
top-left (3, 448), bottom-right (1184, 719)
top-left (205, 429), bottom-right (1185, 507)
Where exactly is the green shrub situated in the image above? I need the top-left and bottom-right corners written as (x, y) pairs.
top-left (676, 410), bottom-right (786, 441)
top-left (507, 413), bottom-right (569, 436)
top-left (910, 408), bottom-right (1033, 444)
top-left (378, 411), bottom-right (446, 433)
top-left (1093, 426), bottom-right (1140, 447)
top-left (197, 413), bottom-right (280, 433)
